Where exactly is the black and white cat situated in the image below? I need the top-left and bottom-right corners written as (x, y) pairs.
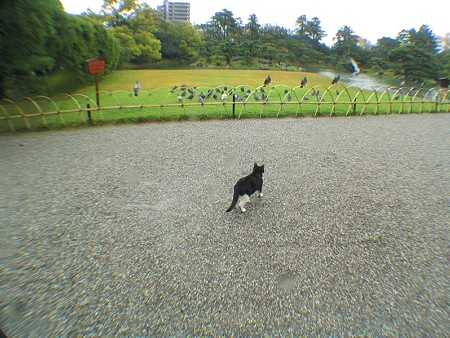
top-left (226, 163), bottom-right (265, 213)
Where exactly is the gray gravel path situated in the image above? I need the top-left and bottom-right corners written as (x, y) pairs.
top-left (1, 114), bottom-right (449, 337)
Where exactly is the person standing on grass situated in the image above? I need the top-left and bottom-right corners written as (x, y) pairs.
top-left (134, 80), bottom-right (141, 96)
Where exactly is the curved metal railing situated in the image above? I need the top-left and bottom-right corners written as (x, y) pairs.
top-left (1, 84), bottom-right (448, 131)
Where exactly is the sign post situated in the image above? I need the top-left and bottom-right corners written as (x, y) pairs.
top-left (86, 58), bottom-right (106, 108)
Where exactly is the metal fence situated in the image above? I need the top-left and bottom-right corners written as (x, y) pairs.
top-left (1, 84), bottom-right (448, 132)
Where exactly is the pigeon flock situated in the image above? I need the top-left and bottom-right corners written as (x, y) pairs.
top-left (165, 62), bottom-right (446, 106)
top-left (169, 72), bottom-right (352, 104)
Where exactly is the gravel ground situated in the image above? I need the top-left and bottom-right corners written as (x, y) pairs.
top-left (0, 114), bottom-right (449, 337)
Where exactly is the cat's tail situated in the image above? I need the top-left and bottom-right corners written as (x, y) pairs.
top-left (226, 189), bottom-right (239, 212)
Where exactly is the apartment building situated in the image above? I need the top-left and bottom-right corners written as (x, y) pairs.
top-left (157, 0), bottom-right (190, 23)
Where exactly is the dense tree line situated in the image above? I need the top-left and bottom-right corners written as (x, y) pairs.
top-left (0, 0), bottom-right (120, 98)
top-left (1, 0), bottom-right (448, 99)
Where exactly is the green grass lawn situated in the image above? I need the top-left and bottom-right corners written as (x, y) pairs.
top-left (1, 69), bottom-right (448, 132)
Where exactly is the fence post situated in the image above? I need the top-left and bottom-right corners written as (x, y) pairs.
top-left (87, 103), bottom-right (92, 123)
top-left (232, 94), bottom-right (236, 118)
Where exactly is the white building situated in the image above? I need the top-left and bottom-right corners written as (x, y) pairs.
top-left (157, 0), bottom-right (190, 23)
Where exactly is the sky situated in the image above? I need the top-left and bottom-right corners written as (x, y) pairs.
top-left (60, 0), bottom-right (449, 46)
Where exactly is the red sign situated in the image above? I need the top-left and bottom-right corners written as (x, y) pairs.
top-left (86, 58), bottom-right (105, 74)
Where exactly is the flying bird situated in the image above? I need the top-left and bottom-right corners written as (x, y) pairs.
top-left (331, 75), bottom-right (340, 85)
top-left (263, 75), bottom-right (271, 86)
top-left (300, 76), bottom-right (307, 88)
top-left (350, 57), bottom-right (360, 77)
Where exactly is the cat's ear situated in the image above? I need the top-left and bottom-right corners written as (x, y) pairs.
top-left (253, 162), bottom-right (258, 169)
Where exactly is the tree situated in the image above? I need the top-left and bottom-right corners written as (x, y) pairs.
top-left (0, 0), bottom-right (120, 98)
top-left (63, 16), bottom-right (121, 74)
top-left (209, 9), bottom-right (240, 41)
top-left (387, 45), bottom-right (439, 80)
top-left (332, 25), bottom-right (358, 57)
top-left (155, 19), bottom-right (202, 61)
top-left (405, 25), bottom-right (438, 54)
top-left (95, 0), bottom-right (162, 64)
top-left (1, 0), bottom-right (60, 97)
top-left (295, 15), bottom-right (325, 44)
top-left (246, 14), bottom-right (261, 42)
top-left (369, 37), bottom-right (401, 69)
top-left (375, 37), bottom-right (401, 57)
top-left (436, 50), bottom-right (450, 78)
top-left (259, 25), bottom-right (290, 62)
top-left (295, 15), bottom-right (308, 42)
top-left (306, 17), bottom-right (326, 43)
top-left (240, 14), bottom-right (261, 59)
top-left (204, 9), bottom-right (240, 66)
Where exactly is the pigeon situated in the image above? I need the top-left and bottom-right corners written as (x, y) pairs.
top-left (235, 95), bottom-right (244, 102)
top-left (263, 75), bottom-right (271, 86)
top-left (221, 93), bottom-right (228, 101)
top-left (240, 87), bottom-right (245, 92)
top-left (187, 93), bottom-right (194, 100)
top-left (254, 93), bottom-right (261, 101)
top-left (350, 57), bottom-right (360, 77)
top-left (177, 95), bottom-right (182, 101)
top-left (300, 77), bottom-right (307, 88)
top-left (331, 75), bottom-right (340, 85)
